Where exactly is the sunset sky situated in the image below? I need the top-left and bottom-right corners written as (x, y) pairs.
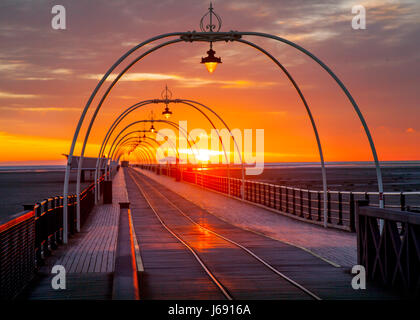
top-left (0, 0), bottom-right (419, 165)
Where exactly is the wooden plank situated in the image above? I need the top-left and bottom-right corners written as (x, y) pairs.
top-left (127, 169), bottom-right (401, 300)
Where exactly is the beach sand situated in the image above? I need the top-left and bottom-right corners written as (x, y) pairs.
top-left (0, 171), bottom-right (90, 223)
top-left (204, 165), bottom-right (420, 192)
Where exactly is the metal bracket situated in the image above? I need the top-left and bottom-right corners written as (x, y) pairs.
top-left (180, 31), bottom-right (242, 43)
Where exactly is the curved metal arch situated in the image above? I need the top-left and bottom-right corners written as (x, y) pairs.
top-left (96, 119), bottom-right (197, 202)
top-left (94, 99), bottom-right (236, 200)
top-left (109, 131), bottom-right (179, 162)
top-left (233, 38), bottom-right (328, 226)
top-left (127, 145), bottom-right (151, 164)
top-left (104, 130), bottom-right (179, 183)
top-left (131, 144), bottom-right (155, 165)
top-left (237, 32), bottom-right (383, 209)
top-left (113, 138), bottom-right (157, 162)
top-left (115, 139), bottom-right (157, 163)
top-left (96, 99), bottom-right (231, 181)
top-left (64, 36), bottom-right (186, 239)
top-left (110, 135), bottom-right (176, 162)
top-left (96, 118), bottom-right (200, 203)
top-left (116, 142), bottom-right (155, 163)
top-left (108, 119), bottom-right (198, 164)
top-left (64, 31), bottom-right (383, 242)
top-left (124, 147), bottom-right (151, 164)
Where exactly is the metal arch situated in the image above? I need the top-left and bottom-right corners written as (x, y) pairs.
top-left (116, 142), bottom-right (154, 163)
top-left (112, 131), bottom-right (179, 159)
top-left (233, 38), bottom-right (328, 227)
top-left (115, 144), bottom-right (154, 164)
top-left (126, 146), bottom-right (150, 164)
top-left (114, 139), bottom-right (157, 163)
top-left (180, 99), bottom-right (246, 197)
top-left (95, 101), bottom-right (153, 185)
top-left (107, 119), bottom-right (198, 165)
top-left (115, 138), bottom-right (158, 160)
top-left (75, 39), bottom-right (184, 232)
top-left (65, 30), bottom-right (383, 241)
top-left (94, 98), bottom-right (234, 200)
top-left (105, 118), bottom-right (199, 194)
top-left (102, 130), bottom-right (179, 196)
top-left (95, 99), bottom-right (230, 182)
top-left (110, 134), bottom-right (178, 162)
top-left (237, 32), bottom-right (384, 208)
top-left (63, 33), bottom-right (187, 242)
top-left (127, 148), bottom-right (151, 164)
top-left (130, 145), bottom-right (155, 164)
top-left (112, 138), bottom-right (157, 162)
top-left (181, 32), bottom-right (384, 210)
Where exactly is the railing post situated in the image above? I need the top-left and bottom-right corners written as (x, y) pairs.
top-left (299, 189), bottom-right (303, 217)
top-left (292, 189), bottom-right (296, 215)
top-left (278, 186), bottom-right (282, 211)
top-left (272, 185), bottom-right (276, 209)
top-left (355, 199), bottom-right (370, 266)
top-left (317, 191), bottom-right (322, 221)
top-left (400, 192), bottom-right (406, 211)
top-left (327, 192), bottom-right (331, 224)
top-left (307, 191), bottom-right (312, 220)
top-left (285, 188), bottom-right (289, 213)
top-left (349, 192), bottom-right (355, 232)
top-left (338, 192), bottom-right (343, 225)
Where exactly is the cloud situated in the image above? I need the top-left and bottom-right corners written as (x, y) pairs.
top-left (0, 106), bottom-right (78, 112)
top-left (406, 128), bottom-right (415, 133)
top-left (0, 91), bottom-right (39, 99)
top-left (82, 72), bottom-right (181, 82)
top-left (82, 72), bottom-right (276, 89)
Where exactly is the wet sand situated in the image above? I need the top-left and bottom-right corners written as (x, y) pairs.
top-left (204, 165), bottom-right (420, 192)
top-left (0, 171), bottom-right (90, 223)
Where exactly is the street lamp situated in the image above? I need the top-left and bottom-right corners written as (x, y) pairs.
top-left (162, 106), bottom-right (172, 119)
top-left (201, 43), bottom-right (222, 74)
top-left (199, 3), bottom-right (222, 74)
top-left (161, 85), bottom-right (173, 118)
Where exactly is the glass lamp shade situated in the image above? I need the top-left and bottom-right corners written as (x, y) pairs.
top-left (201, 48), bottom-right (221, 74)
top-left (162, 107), bottom-right (172, 119)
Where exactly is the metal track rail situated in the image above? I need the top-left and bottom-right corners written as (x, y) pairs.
top-left (127, 169), bottom-right (233, 300)
top-left (128, 169), bottom-right (321, 300)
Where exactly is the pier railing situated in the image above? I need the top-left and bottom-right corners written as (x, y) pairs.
top-left (0, 176), bottom-right (104, 300)
top-left (139, 165), bottom-right (420, 232)
top-left (356, 201), bottom-right (420, 294)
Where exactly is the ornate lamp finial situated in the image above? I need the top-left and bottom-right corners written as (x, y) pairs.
top-left (200, 2), bottom-right (222, 32)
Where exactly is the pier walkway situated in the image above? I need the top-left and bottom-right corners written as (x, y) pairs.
top-left (20, 169), bottom-right (128, 299)
top-left (135, 168), bottom-right (357, 268)
top-left (17, 167), bottom-right (404, 300)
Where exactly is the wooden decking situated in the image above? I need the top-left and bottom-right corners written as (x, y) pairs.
top-left (20, 169), bottom-right (128, 299)
top-left (126, 168), bottom-right (400, 300)
top-left (20, 167), bottom-right (405, 300)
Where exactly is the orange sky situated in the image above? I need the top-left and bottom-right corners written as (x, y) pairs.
top-left (0, 0), bottom-right (419, 165)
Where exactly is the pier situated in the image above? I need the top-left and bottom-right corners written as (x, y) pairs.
top-left (1, 166), bottom-right (418, 300)
top-left (1, 2), bottom-right (419, 303)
